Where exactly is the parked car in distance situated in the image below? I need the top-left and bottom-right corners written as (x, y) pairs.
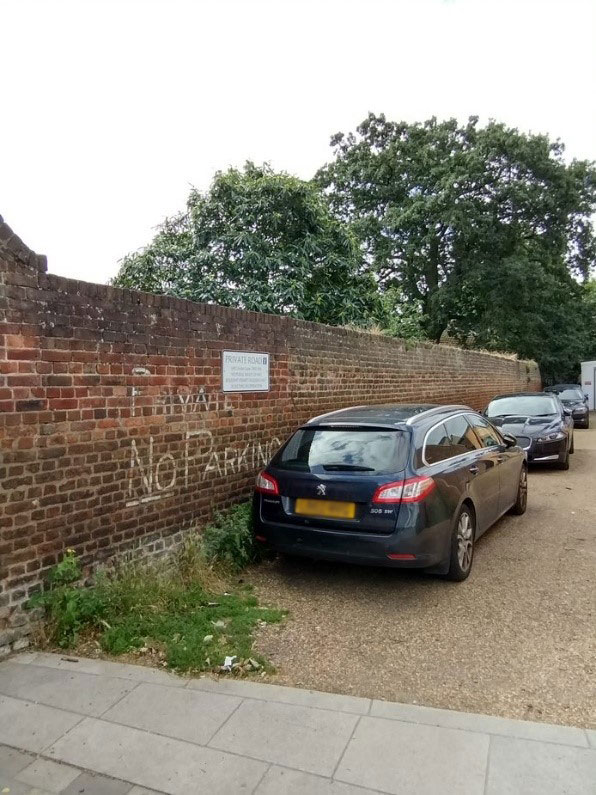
top-left (544, 384), bottom-right (590, 428)
top-left (253, 404), bottom-right (527, 581)
top-left (484, 392), bottom-right (574, 469)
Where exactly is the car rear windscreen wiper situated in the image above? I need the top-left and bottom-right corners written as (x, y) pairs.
top-left (321, 463), bottom-right (376, 471)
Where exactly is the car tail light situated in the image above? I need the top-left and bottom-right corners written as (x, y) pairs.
top-left (387, 553), bottom-right (416, 560)
top-left (255, 471), bottom-right (279, 495)
top-left (373, 476), bottom-right (435, 504)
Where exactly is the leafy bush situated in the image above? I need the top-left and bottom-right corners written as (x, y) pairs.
top-left (201, 502), bottom-right (259, 572)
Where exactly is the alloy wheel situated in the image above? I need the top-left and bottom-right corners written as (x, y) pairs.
top-left (457, 511), bottom-right (474, 572)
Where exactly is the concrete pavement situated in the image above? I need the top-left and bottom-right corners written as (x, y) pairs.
top-left (0, 652), bottom-right (594, 795)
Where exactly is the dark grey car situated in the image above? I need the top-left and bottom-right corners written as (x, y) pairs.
top-left (485, 392), bottom-right (574, 469)
top-left (545, 385), bottom-right (590, 428)
top-left (253, 404), bottom-right (527, 581)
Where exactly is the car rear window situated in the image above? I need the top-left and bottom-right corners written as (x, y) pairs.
top-left (272, 427), bottom-right (408, 474)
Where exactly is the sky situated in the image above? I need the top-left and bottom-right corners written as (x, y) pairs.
top-left (2, 0), bottom-right (595, 283)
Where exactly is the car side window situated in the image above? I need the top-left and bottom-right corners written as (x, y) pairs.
top-left (423, 422), bottom-right (452, 465)
top-left (468, 415), bottom-right (503, 448)
top-left (443, 415), bottom-right (482, 456)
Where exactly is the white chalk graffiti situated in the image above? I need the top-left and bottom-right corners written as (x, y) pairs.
top-left (126, 430), bottom-right (281, 507)
top-left (130, 386), bottom-right (233, 417)
top-left (158, 387), bottom-right (233, 415)
top-left (125, 372), bottom-right (278, 507)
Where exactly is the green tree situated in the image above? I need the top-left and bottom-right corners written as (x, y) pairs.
top-left (583, 279), bottom-right (596, 361)
top-left (114, 163), bottom-right (385, 328)
top-left (317, 114), bottom-right (596, 378)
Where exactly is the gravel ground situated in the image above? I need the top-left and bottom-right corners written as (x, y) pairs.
top-left (249, 419), bottom-right (596, 728)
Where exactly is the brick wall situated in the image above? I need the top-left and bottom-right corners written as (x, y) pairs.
top-left (0, 216), bottom-right (541, 653)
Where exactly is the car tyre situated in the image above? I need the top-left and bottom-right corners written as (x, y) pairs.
top-left (445, 505), bottom-right (475, 582)
top-left (557, 450), bottom-right (570, 470)
top-left (510, 465), bottom-right (528, 515)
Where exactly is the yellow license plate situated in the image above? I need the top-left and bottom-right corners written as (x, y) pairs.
top-left (295, 498), bottom-right (356, 519)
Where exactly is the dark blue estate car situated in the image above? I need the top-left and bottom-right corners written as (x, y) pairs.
top-left (253, 404), bottom-right (527, 581)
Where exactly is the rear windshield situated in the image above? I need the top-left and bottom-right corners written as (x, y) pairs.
top-left (272, 427), bottom-right (408, 474)
top-left (486, 395), bottom-right (559, 418)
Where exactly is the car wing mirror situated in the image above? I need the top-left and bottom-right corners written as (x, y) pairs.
top-left (502, 433), bottom-right (517, 448)
top-left (563, 408), bottom-right (572, 417)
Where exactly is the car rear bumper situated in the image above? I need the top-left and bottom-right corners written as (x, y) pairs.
top-left (253, 518), bottom-right (450, 569)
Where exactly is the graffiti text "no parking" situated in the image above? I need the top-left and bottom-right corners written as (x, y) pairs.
top-left (126, 430), bottom-right (281, 507)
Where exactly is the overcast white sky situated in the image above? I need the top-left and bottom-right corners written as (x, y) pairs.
top-left (2, 0), bottom-right (595, 282)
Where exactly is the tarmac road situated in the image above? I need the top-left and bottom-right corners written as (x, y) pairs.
top-left (251, 418), bottom-right (596, 728)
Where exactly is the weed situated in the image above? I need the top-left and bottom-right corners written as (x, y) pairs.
top-left (28, 550), bottom-right (109, 648)
top-left (201, 502), bottom-right (260, 572)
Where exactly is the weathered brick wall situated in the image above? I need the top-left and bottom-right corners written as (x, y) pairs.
top-left (0, 216), bottom-right (541, 653)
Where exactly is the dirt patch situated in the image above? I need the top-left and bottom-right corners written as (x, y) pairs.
top-left (249, 422), bottom-right (596, 728)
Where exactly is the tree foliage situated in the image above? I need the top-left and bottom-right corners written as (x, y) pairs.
top-left (316, 115), bottom-right (596, 379)
top-left (584, 280), bottom-right (596, 361)
top-left (114, 163), bottom-right (385, 328)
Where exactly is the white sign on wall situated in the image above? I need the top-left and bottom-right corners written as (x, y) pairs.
top-left (222, 350), bottom-right (270, 392)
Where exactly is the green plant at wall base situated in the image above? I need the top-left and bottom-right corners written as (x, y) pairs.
top-left (201, 502), bottom-right (260, 572)
top-left (29, 505), bottom-right (285, 671)
top-left (49, 548), bottom-right (81, 585)
top-left (28, 550), bottom-right (109, 648)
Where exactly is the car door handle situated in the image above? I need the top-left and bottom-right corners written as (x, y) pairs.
top-left (468, 465), bottom-right (479, 475)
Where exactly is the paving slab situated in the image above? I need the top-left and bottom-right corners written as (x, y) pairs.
top-left (0, 695), bottom-right (81, 753)
top-left (101, 682), bottom-right (241, 745)
top-left (61, 771), bottom-right (133, 795)
top-left (209, 699), bottom-right (359, 776)
top-left (0, 661), bottom-right (136, 717)
top-left (12, 653), bottom-right (187, 688)
top-left (370, 698), bottom-right (590, 747)
top-left (255, 766), bottom-right (378, 794)
top-left (47, 717), bottom-right (266, 795)
top-left (335, 715), bottom-right (489, 795)
top-left (189, 676), bottom-right (371, 715)
top-left (485, 735), bottom-right (596, 795)
top-left (0, 745), bottom-right (36, 777)
top-left (3, 653), bottom-right (595, 795)
top-left (16, 758), bottom-right (81, 792)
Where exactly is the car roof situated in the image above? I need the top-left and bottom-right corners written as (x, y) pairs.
top-left (305, 403), bottom-right (473, 429)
